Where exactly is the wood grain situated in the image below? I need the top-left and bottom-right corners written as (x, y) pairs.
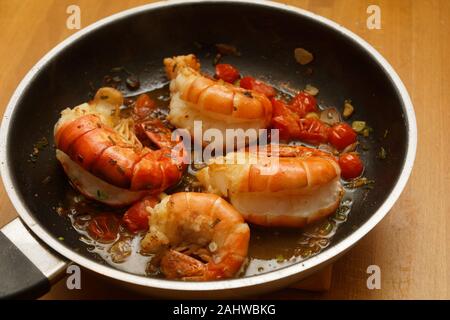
top-left (0, 0), bottom-right (449, 299)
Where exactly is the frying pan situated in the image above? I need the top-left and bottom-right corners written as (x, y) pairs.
top-left (0, 0), bottom-right (416, 299)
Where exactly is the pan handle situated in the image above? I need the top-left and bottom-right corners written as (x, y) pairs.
top-left (0, 218), bottom-right (68, 299)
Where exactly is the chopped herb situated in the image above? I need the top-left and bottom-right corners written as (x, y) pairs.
top-left (29, 137), bottom-right (49, 163)
top-left (344, 177), bottom-right (375, 189)
top-left (334, 206), bottom-right (350, 221)
top-left (276, 254), bottom-right (285, 263)
top-left (210, 218), bottom-right (221, 228)
top-left (383, 129), bottom-right (389, 139)
top-left (319, 220), bottom-right (334, 236)
top-left (96, 190), bottom-right (109, 200)
top-left (41, 176), bottom-right (51, 184)
top-left (243, 91), bottom-right (253, 98)
top-left (352, 121), bottom-right (366, 133)
top-left (58, 237), bottom-right (64, 241)
top-left (378, 147), bottom-right (387, 160)
top-left (107, 135), bottom-right (116, 145)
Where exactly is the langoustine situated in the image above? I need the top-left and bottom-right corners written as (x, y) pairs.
top-left (140, 192), bottom-right (250, 280)
top-left (163, 54), bottom-right (272, 146)
top-left (197, 145), bottom-right (344, 227)
top-left (54, 87), bottom-right (186, 206)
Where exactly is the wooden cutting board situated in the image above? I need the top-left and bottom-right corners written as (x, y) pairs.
top-left (1, 0), bottom-right (450, 299)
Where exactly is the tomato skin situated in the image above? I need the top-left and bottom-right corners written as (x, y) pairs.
top-left (297, 118), bottom-right (329, 145)
top-left (122, 197), bottom-right (158, 233)
top-left (134, 94), bottom-right (155, 119)
top-left (328, 123), bottom-right (357, 150)
top-left (215, 64), bottom-right (240, 83)
top-left (339, 153), bottom-right (364, 180)
top-left (289, 92), bottom-right (317, 118)
top-left (271, 98), bottom-right (300, 140)
top-left (271, 98), bottom-right (328, 144)
top-left (88, 214), bottom-right (120, 243)
top-left (240, 76), bottom-right (276, 98)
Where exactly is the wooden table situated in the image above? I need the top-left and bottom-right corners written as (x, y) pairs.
top-left (0, 0), bottom-right (449, 300)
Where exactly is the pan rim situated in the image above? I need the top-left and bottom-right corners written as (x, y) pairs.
top-left (0, 0), bottom-right (417, 292)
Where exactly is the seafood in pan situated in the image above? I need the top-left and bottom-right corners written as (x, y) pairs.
top-left (55, 53), bottom-right (368, 280)
top-left (197, 145), bottom-right (343, 227)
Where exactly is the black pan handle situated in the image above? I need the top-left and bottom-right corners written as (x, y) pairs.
top-left (0, 218), bottom-right (68, 299)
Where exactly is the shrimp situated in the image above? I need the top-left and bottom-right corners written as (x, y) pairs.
top-left (54, 87), bottom-right (186, 206)
top-left (140, 192), bottom-right (250, 280)
top-left (196, 145), bottom-right (344, 227)
top-left (163, 54), bottom-right (272, 146)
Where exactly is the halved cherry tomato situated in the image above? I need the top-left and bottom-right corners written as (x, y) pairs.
top-left (215, 64), bottom-right (240, 83)
top-left (122, 197), bottom-right (158, 233)
top-left (271, 98), bottom-right (328, 144)
top-left (271, 98), bottom-right (301, 140)
top-left (297, 118), bottom-right (329, 145)
top-left (240, 76), bottom-right (276, 98)
top-left (289, 92), bottom-right (317, 118)
top-left (88, 214), bottom-right (120, 243)
top-left (339, 153), bottom-right (364, 180)
top-left (328, 122), bottom-right (357, 150)
top-left (134, 94), bottom-right (156, 119)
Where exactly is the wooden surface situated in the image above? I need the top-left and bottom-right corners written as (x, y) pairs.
top-left (0, 0), bottom-right (449, 299)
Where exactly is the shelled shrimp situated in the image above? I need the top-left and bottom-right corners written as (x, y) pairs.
top-left (54, 87), bottom-right (186, 206)
top-left (140, 192), bottom-right (250, 280)
top-left (163, 54), bottom-right (272, 146)
top-left (197, 145), bottom-right (344, 227)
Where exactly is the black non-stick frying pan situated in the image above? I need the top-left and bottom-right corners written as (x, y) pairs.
top-left (0, 0), bottom-right (416, 299)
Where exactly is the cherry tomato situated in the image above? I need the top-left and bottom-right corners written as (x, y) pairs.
top-left (289, 92), bottom-right (317, 118)
top-left (271, 98), bottom-right (301, 140)
top-left (339, 153), bottom-right (364, 180)
top-left (88, 214), bottom-right (120, 243)
top-left (240, 76), bottom-right (276, 98)
top-left (122, 197), bottom-right (158, 233)
top-left (328, 122), bottom-right (357, 150)
top-left (297, 118), bottom-right (329, 145)
top-left (134, 94), bottom-right (155, 119)
top-left (215, 64), bottom-right (240, 83)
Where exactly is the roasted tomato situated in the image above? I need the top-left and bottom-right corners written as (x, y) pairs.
top-left (240, 76), bottom-right (276, 98)
top-left (328, 123), bottom-right (357, 150)
top-left (88, 214), bottom-right (120, 243)
top-left (122, 197), bottom-right (158, 233)
top-left (215, 64), bottom-right (240, 83)
top-left (297, 118), bottom-right (329, 145)
top-left (339, 153), bottom-right (364, 180)
top-left (271, 98), bottom-right (328, 144)
top-left (134, 94), bottom-right (156, 119)
top-left (271, 98), bottom-right (301, 140)
top-left (289, 92), bottom-right (317, 118)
